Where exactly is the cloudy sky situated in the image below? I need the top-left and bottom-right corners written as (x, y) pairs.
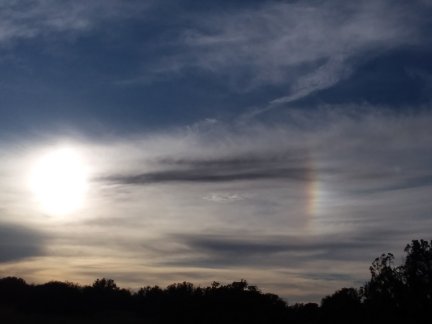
top-left (1, 0), bottom-right (432, 302)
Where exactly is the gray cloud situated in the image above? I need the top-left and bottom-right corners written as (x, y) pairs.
top-left (0, 222), bottom-right (46, 262)
top-left (98, 108), bottom-right (432, 193)
top-left (1, 107), bottom-right (432, 302)
top-left (164, 231), bottom-right (396, 269)
top-left (100, 152), bottom-right (316, 184)
top-left (102, 166), bottom-right (314, 185)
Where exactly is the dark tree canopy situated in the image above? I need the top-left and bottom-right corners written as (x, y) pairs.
top-left (0, 239), bottom-right (431, 323)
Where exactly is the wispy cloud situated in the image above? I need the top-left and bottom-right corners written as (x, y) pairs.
top-left (167, 230), bottom-right (400, 269)
top-left (1, 107), bottom-right (432, 301)
top-left (157, 1), bottom-right (426, 107)
top-left (203, 192), bottom-right (245, 203)
top-left (101, 155), bottom-right (314, 185)
top-left (0, 0), bottom-right (151, 44)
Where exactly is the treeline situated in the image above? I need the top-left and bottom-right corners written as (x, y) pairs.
top-left (0, 239), bottom-right (431, 323)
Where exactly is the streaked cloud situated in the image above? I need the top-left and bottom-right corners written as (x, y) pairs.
top-left (157, 0), bottom-right (427, 105)
top-left (1, 107), bottom-right (431, 301)
top-left (0, 222), bottom-right (46, 262)
top-left (0, 0), bottom-right (151, 44)
top-left (0, 0), bottom-right (431, 305)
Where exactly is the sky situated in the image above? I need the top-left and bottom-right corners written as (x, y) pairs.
top-left (1, 0), bottom-right (432, 303)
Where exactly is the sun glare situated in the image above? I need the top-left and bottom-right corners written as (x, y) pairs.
top-left (29, 147), bottom-right (88, 216)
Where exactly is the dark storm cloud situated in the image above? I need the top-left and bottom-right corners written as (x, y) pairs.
top-left (0, 223), bottom-right (46, 262)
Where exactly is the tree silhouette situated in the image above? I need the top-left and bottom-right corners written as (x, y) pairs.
top-left (321, 288), bottom-right (362, 323)
top-left (401, 239), bottom-right (432, 322)
top-left (362, 253), bottom-right (405, 306)
top-left (92, 278), bottom-right (119, 291)
top-left (0, 276), bottom-right (29, 308)
top-left (359, 240), bottom-right (432, 323)
top-left (1, 239), bottom-right (432, 323)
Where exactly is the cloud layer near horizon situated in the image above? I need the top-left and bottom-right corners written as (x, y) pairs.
top-left (1, 108), bottom-right (432, 302)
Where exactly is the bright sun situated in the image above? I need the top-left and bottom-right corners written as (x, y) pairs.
top-left (29, 147), bottom-right (88, 215)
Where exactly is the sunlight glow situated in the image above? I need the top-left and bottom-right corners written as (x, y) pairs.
top-left (29, 147), bottom-right (88, 216)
